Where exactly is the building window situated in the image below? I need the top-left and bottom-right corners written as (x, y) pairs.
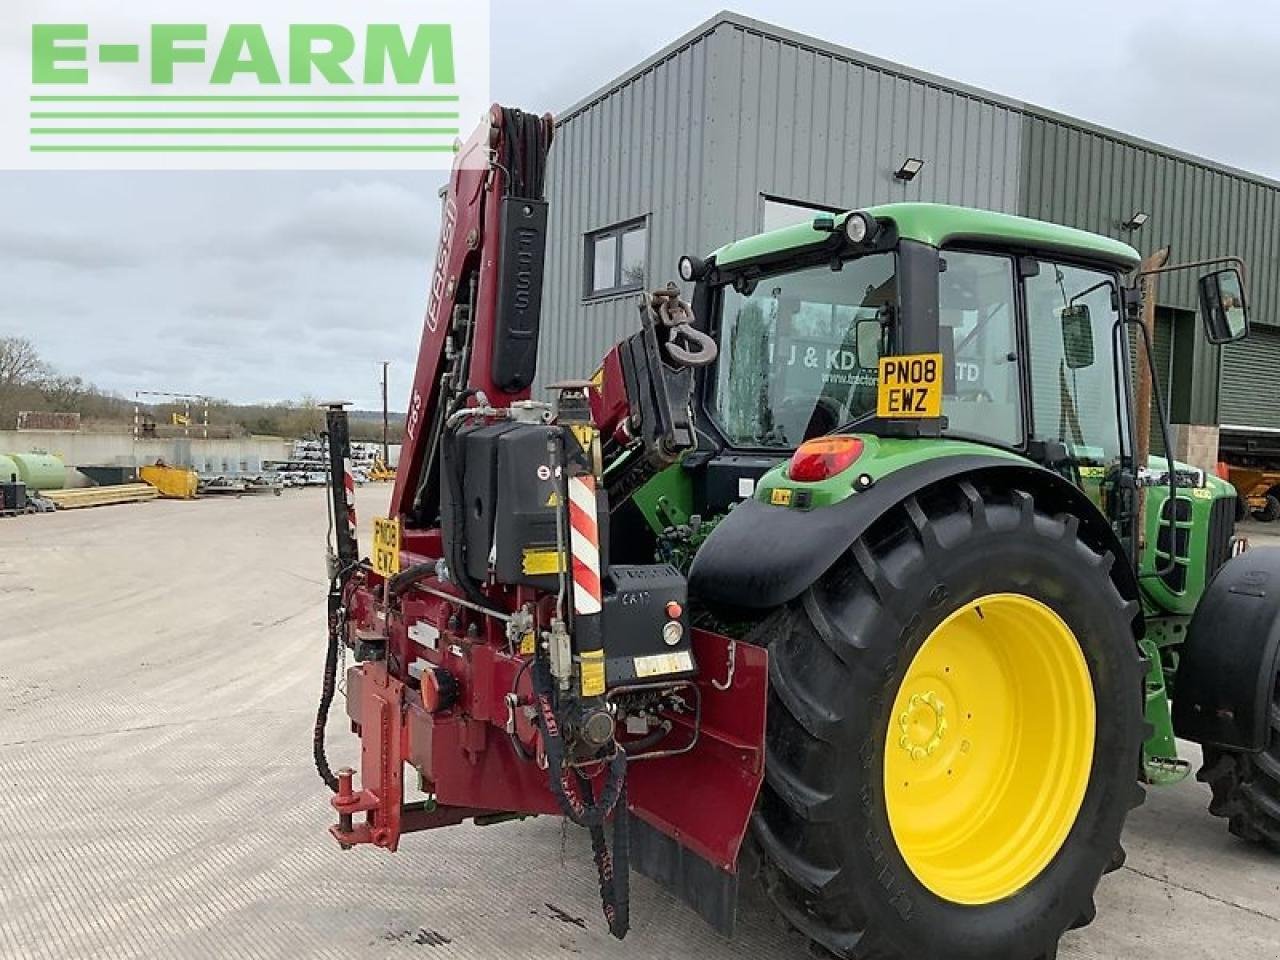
top-left (585, 218), bottom-right (647, 298)
top-left (761, 196), bottom-right (843, 233)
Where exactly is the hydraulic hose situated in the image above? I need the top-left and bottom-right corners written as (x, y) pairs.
top-left (387, 562), bottom-right (437, 597)
top-left (313, 595), bottom-right (343, 793)
top-left (529, 658), bottom-right (630, 939)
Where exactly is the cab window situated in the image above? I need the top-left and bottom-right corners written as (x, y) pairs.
top-left (938, 250), bottom-right (1023, 446)
top-left (711, 254), bottom-right (896, 447)
top-left (1024, 263), bottom-right (1124, 468)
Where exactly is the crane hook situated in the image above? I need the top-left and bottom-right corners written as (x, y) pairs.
top-left (648, 283), bottom-right (718, 368)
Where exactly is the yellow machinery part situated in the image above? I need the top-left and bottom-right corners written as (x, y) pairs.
top-left (884, 593), bottom-right (1096, 904)
top-left (140, 464), bottom-right (199, 499)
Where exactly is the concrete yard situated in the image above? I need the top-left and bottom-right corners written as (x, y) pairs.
top-left (2, 489), bottom-right (1278, 960)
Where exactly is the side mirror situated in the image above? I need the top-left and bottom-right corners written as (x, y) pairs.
top-left (856, 318), bottom-right (882, 368)
top-left (1199, 267), bottom-right (1249, 344)
top-left (1059, 304), bottom-right (1095, 369)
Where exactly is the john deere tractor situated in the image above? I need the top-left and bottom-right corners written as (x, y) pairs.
top-left (322, 108), bottom-right (1279, 960)
top-left (621, 204), bottom-right (1280, 956)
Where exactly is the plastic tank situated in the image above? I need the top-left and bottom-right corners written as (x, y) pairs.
top-left (0, 454), bottom-right (19, 484)
top-left (9, 453), bottom-right (65, 491)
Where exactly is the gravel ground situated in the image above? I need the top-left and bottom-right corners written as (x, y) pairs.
top-left (1, 489), bottom-right (1277, 959)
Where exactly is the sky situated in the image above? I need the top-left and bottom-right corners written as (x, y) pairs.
top-left (2, 0), bottom-right (1278, 409)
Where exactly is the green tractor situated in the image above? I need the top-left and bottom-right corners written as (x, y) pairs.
top-left (611, 203), bottom-right (1279, 957)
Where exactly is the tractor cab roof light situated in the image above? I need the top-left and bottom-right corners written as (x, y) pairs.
top-left (788, 435), bottom-right (866, 483)
top-left (843, 210), bottom-right (880, 246)
top-left (678, 254), bottom-right (708, 282)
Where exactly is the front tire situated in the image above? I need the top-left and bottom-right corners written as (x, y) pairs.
top-left (750, 478), bottom-right (1145, 960)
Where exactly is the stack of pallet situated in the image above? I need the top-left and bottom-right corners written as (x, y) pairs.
top-left (40, 484), bottom-right (159, 510)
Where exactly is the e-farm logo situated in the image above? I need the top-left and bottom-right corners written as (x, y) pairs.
top-left (3, 1), bottom-right (490, 170)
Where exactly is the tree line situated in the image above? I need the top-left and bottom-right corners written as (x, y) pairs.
top-left (0, 336), bottom-right (403, 444)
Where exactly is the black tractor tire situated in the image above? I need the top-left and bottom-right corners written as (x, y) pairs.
top-left (1252, 494), bottom-right (1280, 523)
top-left (749, 478), bottom-right (1145, 960)
top-left (1235, 494), bottom-right (1249, 524)
top-left (1198, 669), bottom-right (1280, 852)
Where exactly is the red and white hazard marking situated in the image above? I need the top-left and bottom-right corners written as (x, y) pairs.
top-left (567, 474), bottom-right (602, 615)
top-left (342, 457), bottom-right (357, 537)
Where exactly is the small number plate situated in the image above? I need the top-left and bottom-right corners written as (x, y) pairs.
top-left (372, 517), bottom-right (401, 578)
top-left (877, 352), bottom-right (943, 418)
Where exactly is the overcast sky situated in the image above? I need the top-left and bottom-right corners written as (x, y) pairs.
top-left (2, 0), bottom-right (1277, 409)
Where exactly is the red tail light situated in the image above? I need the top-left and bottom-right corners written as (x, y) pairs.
top-left (787, 436), bottom-right (865, 482)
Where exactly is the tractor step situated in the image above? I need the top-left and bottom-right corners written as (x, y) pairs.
top-left (1143, 756), bottom-right (1193, 785)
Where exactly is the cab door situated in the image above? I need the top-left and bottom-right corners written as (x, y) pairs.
top-left (1022, 260), bottom-right (1131, 515)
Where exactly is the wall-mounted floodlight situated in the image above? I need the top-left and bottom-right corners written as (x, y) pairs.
top-left (894, 157), bottom-right (925, 181)
top-left (1123, 210), bottom-right (1149, 231)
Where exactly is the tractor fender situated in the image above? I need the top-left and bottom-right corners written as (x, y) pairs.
top-left (1172, 547), bottom-right (1280, 752)
top-left (688, 454), bottom-right (1139, 610)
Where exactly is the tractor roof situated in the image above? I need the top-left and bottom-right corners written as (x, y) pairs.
top-left (711, 202), bottom-right (1142, 272)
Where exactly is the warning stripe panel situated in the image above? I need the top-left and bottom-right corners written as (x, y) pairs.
top-left (569, 523), bottom-right (600, 573)
top-left (568, 500), bottom-right (597, 543)
top-left (572, 557), bottom-right (603, 612)
top-left (567, 475), bottom-right (602, 614)
top-left (567, 474), bottom-right (596, 515)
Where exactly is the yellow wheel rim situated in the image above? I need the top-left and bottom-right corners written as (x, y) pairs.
top-left (884, 593), bottom-right (1096, 904)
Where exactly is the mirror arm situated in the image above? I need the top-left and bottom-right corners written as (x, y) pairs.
top-left (1135, 255), bottom-right (1247, 284)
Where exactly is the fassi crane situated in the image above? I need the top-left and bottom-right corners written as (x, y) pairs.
top-left (313, 105), bottom-right (765, 938)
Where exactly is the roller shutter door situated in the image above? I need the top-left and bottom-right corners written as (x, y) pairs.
top-left (1221, 327), bottom-right (1280, 430)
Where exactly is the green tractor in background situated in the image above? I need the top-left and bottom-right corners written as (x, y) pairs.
top-left (607, 203), bottom-right (1279, 958)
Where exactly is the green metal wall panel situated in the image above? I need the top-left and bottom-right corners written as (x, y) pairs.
top-left (1018, 116), bottom-right (1279, 333)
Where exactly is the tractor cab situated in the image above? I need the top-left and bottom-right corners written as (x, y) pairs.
top-left (686, 203), bottom-right (1250, 559)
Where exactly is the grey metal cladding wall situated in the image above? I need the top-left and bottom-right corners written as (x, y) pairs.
top-left (537, 33), bottom-right (717, 392)
top-left (536, 19), bottom-right (1029, 391)
top-left (711, 22), bottom-right (1023, 237)
top-left (1019, 116), bottom-right (1280, 328)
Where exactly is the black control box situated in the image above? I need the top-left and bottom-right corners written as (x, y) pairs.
top-left (601, 564), bottom-right (696, 687)
top-left (690, 454), bottom-right (782, 515)
top-left (442, 422), bottom-right (608, 591)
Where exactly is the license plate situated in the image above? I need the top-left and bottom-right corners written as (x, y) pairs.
top-left (878, 353), bottom-right (943, 418)
top-left (372, 517), bottom-right (401, 577)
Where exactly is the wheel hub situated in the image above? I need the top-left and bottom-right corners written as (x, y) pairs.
top-left (897, 690), bottom-right (949, 761)
top-left (884, 593), bottom-right (1096, 905)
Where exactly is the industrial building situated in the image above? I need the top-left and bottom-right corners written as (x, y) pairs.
top-left (537, 11), bottom-right (1280, 468)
